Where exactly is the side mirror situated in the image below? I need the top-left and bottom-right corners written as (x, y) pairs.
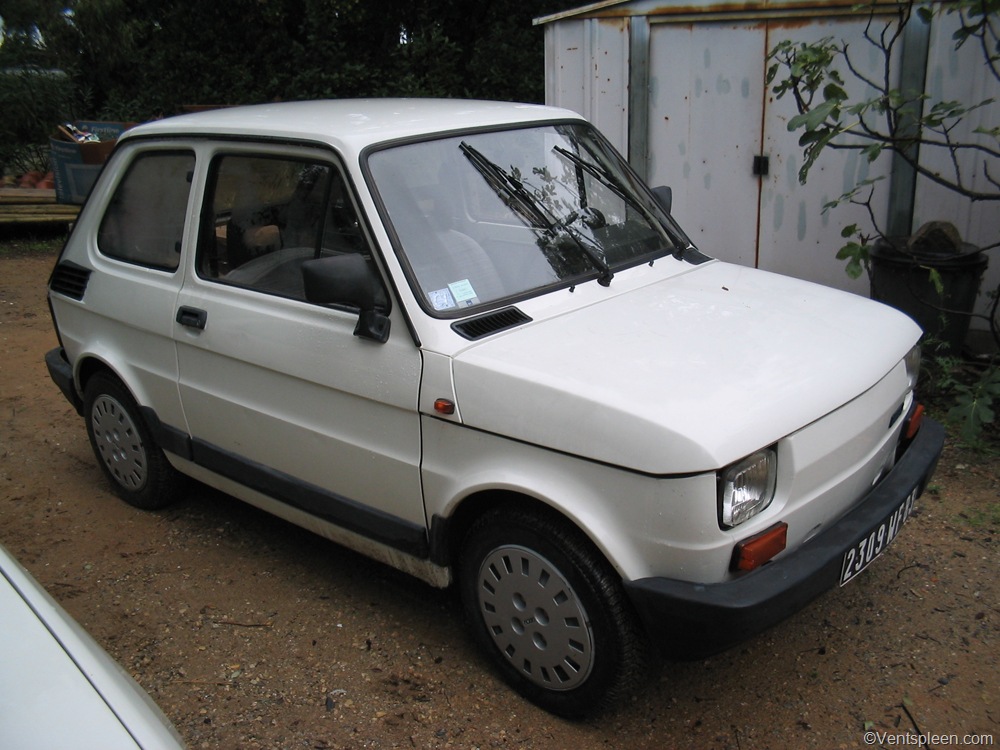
top-left (302, 254), bottom-right (391, 343)
top-left (652, 185), bottom-right (672, 216)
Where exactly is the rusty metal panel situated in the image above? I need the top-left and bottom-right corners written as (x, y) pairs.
top-left (544, 20), bottom-right (589, 115)
top-left (757, 16), bottom-right (898, 296)
top-left (544, 18), bottom-right (630, 153)
top-left (646, 21), bottom-right (765, 267)
top-left (590, 18), bottom-right (631, 149)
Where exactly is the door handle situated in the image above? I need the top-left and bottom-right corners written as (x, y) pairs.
top-left (176, 306), bottom-right (208, 330)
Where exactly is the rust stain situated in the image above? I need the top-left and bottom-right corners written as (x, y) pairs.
top-left (571, 0), bottom-right (891, 20)
top-left (766, 16), bottom-right (818, 30)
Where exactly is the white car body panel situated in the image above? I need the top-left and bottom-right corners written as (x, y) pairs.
top-left (172, 268), bottom-right (424, 526)
top-left (0, 545), bottom-right (184, 750)
top-left (450, 259), bottom-right (918, 474)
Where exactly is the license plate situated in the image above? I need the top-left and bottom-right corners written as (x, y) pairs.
top-left (839, 487), bottom-right (919, 586)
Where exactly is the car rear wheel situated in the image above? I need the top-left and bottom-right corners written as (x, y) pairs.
top-left (83, 373), bottom-right (180, 510)
top-left (458, 506), bottom-right (649, 718)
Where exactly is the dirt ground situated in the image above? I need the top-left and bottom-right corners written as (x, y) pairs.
top-left (1, 239), bottom-right (997, 749)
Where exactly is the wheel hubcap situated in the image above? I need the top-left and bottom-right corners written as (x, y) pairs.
top-left (90, 395), bottom-right (147, 490)
top-left (477, 545), bottom-right (594, 691)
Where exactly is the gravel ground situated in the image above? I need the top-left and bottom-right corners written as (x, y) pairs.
top-left (1, 242), bottom-right (997, 749)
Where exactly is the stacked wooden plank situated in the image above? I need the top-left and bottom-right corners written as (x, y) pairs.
top-left (0, 188), bottom-right (80, 225)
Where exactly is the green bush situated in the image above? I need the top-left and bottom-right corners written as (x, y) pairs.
top-left (0, 66), bottom-right (74, 177)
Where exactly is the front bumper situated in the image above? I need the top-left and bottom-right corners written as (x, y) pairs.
top-left (624, 417), bottom-right (945, 658)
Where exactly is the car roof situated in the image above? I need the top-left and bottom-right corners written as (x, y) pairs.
top-left (122, 99), bottom-right (586, 156)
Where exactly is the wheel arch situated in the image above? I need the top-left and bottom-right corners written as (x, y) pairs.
top-left (76, 354), bottom-right (121, 396)
top-left (74, 351), bottom-right (173, 425)
top-left (430, 487), bottom-right (621, 582)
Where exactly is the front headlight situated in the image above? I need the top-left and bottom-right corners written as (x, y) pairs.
top-left (904, 344), bottom-right (921, 391)
top-left (718, 448), bottom-right (777, 529)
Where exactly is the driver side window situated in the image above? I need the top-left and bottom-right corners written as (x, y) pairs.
top-left (198, 154), bottom-right (371, 302)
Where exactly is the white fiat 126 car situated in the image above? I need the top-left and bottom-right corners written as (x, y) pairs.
top-left (46, 99), bottom-right (943, 716)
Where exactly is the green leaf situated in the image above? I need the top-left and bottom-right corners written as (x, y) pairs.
top-left (861, 143), bottom-right (885, 162)
top-left (946, 367), bottom-right (1000, 444)
top-left (798, 130), bottom-right (828, 146)
top-left (948, 396), bottom-right (991, 444)
top-left (807, 99), bottom-right (840, 130)
top-left (926, 267), bottom-right (945, 296)
top-left (836, 241), bottom-right (869, 279)
top-left (788, 99), bottom-right (840, 133)
top-left (845, 256), bottom-right (864, 279)
top-left (836, 242), bottom-right (858, 260)
top-left (822, 82), bottom-right (848, 103)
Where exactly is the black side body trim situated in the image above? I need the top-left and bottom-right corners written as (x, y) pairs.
top-left (139, 407), bottom-right (193, 460)
top-left (137, 406), bottom-right (427, 559)
top-left (624, 418), bottom-right (945, 658)
top-left (427, 514), bottom-right (451, 567)
top-left (189, 438), bottom-right (429, 559)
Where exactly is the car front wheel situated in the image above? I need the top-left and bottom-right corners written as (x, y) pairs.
top-left (458, 506), bottom-right (649, 718)
top-left (83, 373), bottom-right (180, 510)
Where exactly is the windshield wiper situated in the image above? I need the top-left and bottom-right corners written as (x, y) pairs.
top-left (548, 213), bottom-right (614, 286)
top-left (459, 141), bottom-right (614, 286)
top-left (459, 141), bottom-right (551, 231)
top-left (552, 144), bottom-right (687, 261)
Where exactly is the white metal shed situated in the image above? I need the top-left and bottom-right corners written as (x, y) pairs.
top-left (536, 0), bottom-right (999, 328)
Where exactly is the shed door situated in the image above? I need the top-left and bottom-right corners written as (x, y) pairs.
top-left (645, 16), bottom-right (897, 296)
top-left (757, 18), bottom-right (896, 295)
top-left (646, 21), bottom-right (765, 269)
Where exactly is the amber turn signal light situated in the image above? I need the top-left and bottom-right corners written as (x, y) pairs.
top-left (434, 398), bottom-right (456, 415)
top-left (731, 522), bottom-right (788, 572)
top-left (904, 403), bottom-right (925, 441)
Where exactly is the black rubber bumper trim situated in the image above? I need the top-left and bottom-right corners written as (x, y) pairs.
top-left (624, 418), bottom-right (945, 658)
top-left (45, 347), bottom-right (83, 415)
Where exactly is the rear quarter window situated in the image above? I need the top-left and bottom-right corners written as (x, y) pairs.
top-left (97, 151), bottom-right (195, 271)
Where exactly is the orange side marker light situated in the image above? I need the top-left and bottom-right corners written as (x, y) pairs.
top-left (434, 398), bottom-right (456, 415)
top-left (904, 403), bottom-right (925, 441)
top-left (732, 522), bottom-right (788, 572)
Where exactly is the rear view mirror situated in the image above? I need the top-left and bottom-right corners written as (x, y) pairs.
top-left (652, 185), bottom-right (672, 215)
top-left (302, 254), bottom-right (391, 343)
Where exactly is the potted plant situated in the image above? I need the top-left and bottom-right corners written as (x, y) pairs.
top-left (766, 0), bottom-right (999, 439)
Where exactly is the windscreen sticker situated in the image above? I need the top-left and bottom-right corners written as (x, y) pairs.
top-left (428, 287), bottom-right (457, 311)
top-left (448, 279), bottom-right (480, 307)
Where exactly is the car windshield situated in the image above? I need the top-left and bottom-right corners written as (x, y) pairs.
top-left (367, 122), bottom-right (690, 315)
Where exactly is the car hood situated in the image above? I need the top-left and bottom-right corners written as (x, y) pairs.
top-left (451, 261), bottom-right (920, 474)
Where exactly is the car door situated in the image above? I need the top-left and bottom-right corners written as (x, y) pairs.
top-left (173, 145), bottom-right (426, 549)
top-left (72, 147), bottom-right (196, 430)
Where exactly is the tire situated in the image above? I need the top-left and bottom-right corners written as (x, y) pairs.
top-left (458, 506), bottom-right (650, 718)
top-left (83, 373), bottom-right (180, 510)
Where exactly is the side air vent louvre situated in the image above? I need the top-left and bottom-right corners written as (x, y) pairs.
top-left (452, 307), bottom-right (532, 340)
top-left (49, 262), bottom-right (92, 301)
